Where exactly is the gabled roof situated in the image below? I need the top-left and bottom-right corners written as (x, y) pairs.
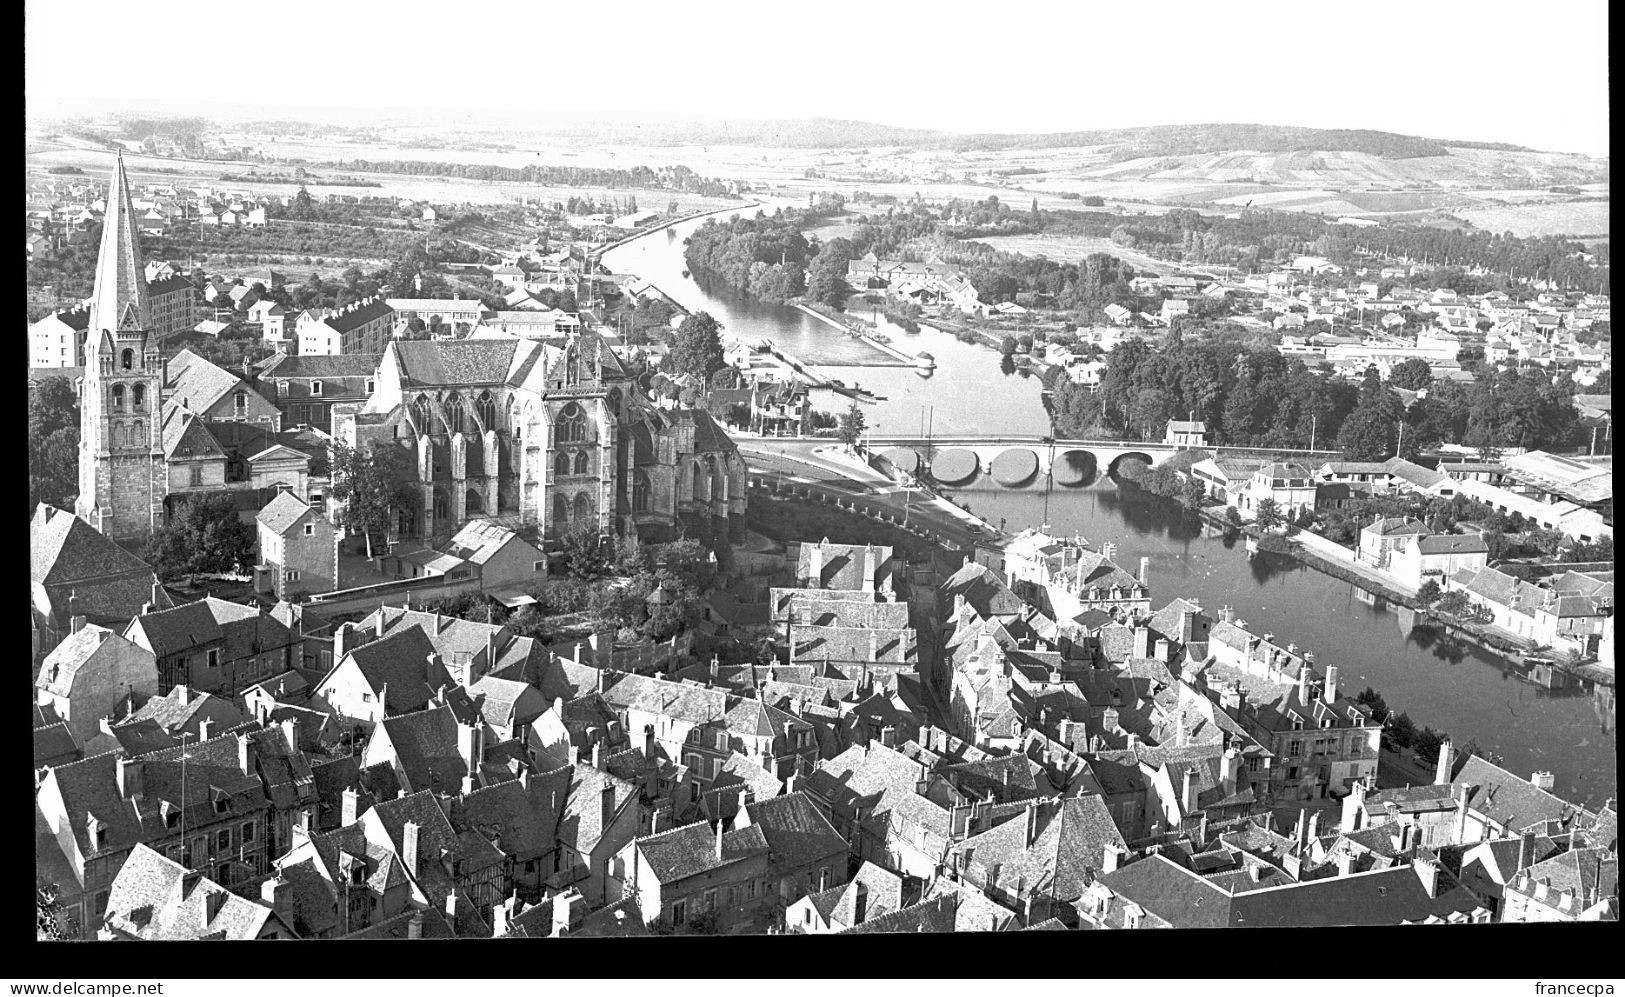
top-left (449, 765), bottom-right (571, 863)
top-left (104, 844), bottom-right (278, 940)
top-left (558, 763), bottom-right (639, 855)
top-left (257, 353), bottom-right (382, 378)
top-left (955, 796), bottom-right (1127, 902)
top-left (635, 819), bottom-right (770, 883)
top-left (1449, 754), bottom-right (1583, 833)
top-left (256, 491), bottom-right (315, 534)
top-left (331, 626), bottom-right (454, 716)
top-left (31, 506), bottom-right (162, 624)
top-left (740, 792), bottom-right (847, 874)
top-left (375, 706), bottom-right (474, 794)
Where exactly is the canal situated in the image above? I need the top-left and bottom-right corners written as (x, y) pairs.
top-left (602, 212), bottom-right (1617, 809)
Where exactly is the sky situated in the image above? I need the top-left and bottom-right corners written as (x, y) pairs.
top-left (24, 0), bottom-right (1611, 156)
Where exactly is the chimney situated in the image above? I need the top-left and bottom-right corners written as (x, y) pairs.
top-left (1297, 664), bottom-right (1313, 708)
top-left (1102, 707), bottom-right (1120, 734)
top-left (458, 722), bottom-right (482, 781)
top-left (1307, 810), bottom-right (1321, 844)
top-left (203, 887), bottom-right (227, 927)
top-left (1138, 556), bottom-right (1150, 588)
top-left (1057, 717), bottom-right (1074, 748)
top-left (1221, 605), bottom-right (1235, 625)
top-left (280, 718), bottom-right (298, 754)
top-left (260, 875), bottom-right (293, 919)
top-left (1295, 808), bottom-right (1308, 850)
top-left (1323, 665), bottom-right (1339, 704)
top-left (1530, 771), bottom-right (1555, 791)
top-left (1154, 638), bottom-right (1171, 663)
top-left (341, 788), bottom-right (359, 826)
top-left (569, 744), bottom-right (581, 768)
top-left (1132, 627), bottom-right (1152, 660)
top-left (1220, 747), bottom-right (1240, 797)
top-left (807, 543), bottom-right (824, 588)
top-left (1341, 779), bottom-right (1366, 834)
top-left (551, 889), bottom-right (581, 937)
top-left (602, 781), bottom-right (617, 830)
top-left (116, 757), bottom-right (144, 801)
top-left (237, 733), bottom-right (252, 776)
top-left (1334, 848), bottom-right (1354, 877)
top-left (1180, 767), bottom-right (1198, 816)
top-left (592, 740), bottom-right (604, 770)
top-left (199, 718), bottom-right (214, 742)
top-left (70, 614), bottom-right (88, 634)
top-left (175, 684), bottom-right (190, 706)
top-left (1413, 854), bottom-right (1441, 898)
top-left (1455, 783), bottom-right (1471, 842)
top-left (644, 723), bottom-right (656, 758)
top-left (333, 623), bottom-right (352, 662)
top-left (403, 820), bottom-right (420, 875)
top-left (444, 892), bottom-right (460, 927)
top-left (1102, 842), bottom-right (1124, 874)
top-left (714, 819), bottom-right (725, 860)
top-left (880, 725), bottom-right (897, 748)
top-left (405, 910), bottom-right (425, 939)
top-left (1435, 738), bottom-right (1456, 786)
top-left (1518, 829), bottom-right (1535, 871)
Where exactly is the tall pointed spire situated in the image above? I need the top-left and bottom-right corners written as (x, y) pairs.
top-left (89, 150), bottom-right (149, 336)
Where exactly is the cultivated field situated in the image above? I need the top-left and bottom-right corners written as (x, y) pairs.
top-left (963, 233), bottom-right (1179, 273)
top-left (1449, 200), bottom-right (1610, 237)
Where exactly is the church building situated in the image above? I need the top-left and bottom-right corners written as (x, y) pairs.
top-left (347, 331), bottom-right (748, 546)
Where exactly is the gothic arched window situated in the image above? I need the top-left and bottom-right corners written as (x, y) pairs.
top-left (558, 402), bottom-right (585, 444)
top-left (121, 349), bottom-right (134, 370)
top-left (573, 492), bottom-right (592, 523)
top-left (476, 390), bottom-right (496, 433)
top-left (111, 385), bottom-right (125, 411)
top-left (573, 451), bottom-right (588, 475)
top-left (553, 493), bottom-right (569, 527)
top-left (413, 394), bottom-right (433, 435)
top-left (130, 420), bottom-right (144, 446)
top-left (445, 394), bottom-right (466, 435)
top-left (633, 470), bottom-right (651, 512)
top-left (555, 452), bottom-right (570, 478)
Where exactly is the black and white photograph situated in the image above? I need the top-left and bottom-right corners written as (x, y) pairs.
top-left (25, 0), bottom-right (1614, 964)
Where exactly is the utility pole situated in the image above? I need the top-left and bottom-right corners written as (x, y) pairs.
top-left (1310, 414), bottom-right (1317, 453)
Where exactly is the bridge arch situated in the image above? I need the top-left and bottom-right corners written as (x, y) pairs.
top-left (991, 448), bottom-right (1039, 488)
top-left (1052, 449), bottom-right (1098, 487)
top-left (1107, 451), bottom-right (1158, 482)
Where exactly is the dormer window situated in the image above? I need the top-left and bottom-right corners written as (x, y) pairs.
top-left (1291, 716), bottom-right (1304, 731)
top-left (365, 379), bottom-right (376, 394)
top-left (311, 380), bottom-right (323, 396)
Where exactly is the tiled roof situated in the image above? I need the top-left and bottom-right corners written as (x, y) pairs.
top-left (31, 505), bottom-right (163, 624)
top-left (256, 491), bottom-right (314, 535)
top-left (636, 819), bottom-right (770, 883)
top-left (375, 706), bottom-right (473, 794)
top-left (34, 721), bottom-right (81, 767)
top-left (320, 297), bottom-right (394, 333)
top-left (1450, 754), bottom-right (1582, 833)
top-left (258, 353), bottom-right (383, 378)
top-left (127, 686), bottom-right (247, 734)
top-left (335, 626), bottom-right (454, 715)
top-left (104, 844), bottom-right (277, 940)
top-left (601, 672), bottom-right (728, 726)
top-left (450, 765), bottom-right (571, 863)
top-left (741, 792), bottom-right (847, 874)
top-left (956, 796), bottom-right (1127, 902)
top-left (393, 339), bottom-right (519, 386)
top-left (1416, 533), bottom-right (1489, 555)
top-left (558, 763), bottom-right (639, 855)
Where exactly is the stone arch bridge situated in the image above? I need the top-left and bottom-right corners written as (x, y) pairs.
top-left (865, 435), bottom-right (1341, 488)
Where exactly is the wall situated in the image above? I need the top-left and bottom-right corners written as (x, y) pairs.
top-left (40, 635), bottom-right (161, 745)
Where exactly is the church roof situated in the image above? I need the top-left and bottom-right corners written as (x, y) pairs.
top-left (393, 340), bottom-right (520, 386)
top-left (88, 151), bottom-right (150, 337)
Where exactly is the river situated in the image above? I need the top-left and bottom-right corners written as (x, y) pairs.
top-left (602, 212), bottom-right (1617, 809)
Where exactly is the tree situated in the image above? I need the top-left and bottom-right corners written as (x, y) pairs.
top-left (1435, 590), bottom-right (1473, 618)
top-left (29, 376), bottom-right (80, 510)
top-left (144, 494), bottom-right (257, 580)
top-left (837, 400), bottom-right (866, 451)
top-left (1355, 686), bottom-right (1389, 723)
top-left (1415, 579), bottom-right (1442, 607)
top-left (330, 440), bottom-right (419, 558)
top-left (670, 312), bottom-right (726, 383)
top-left (1255, 497), bottom-right (1283, 531)
top-left (1389, 357), bottom-right (1434, 390)
top-left (807, 238), bottom-right (854, 310)
top-left (560, 524), bottom-right (612, 579)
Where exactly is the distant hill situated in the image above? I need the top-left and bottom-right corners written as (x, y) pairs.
top-left (525, 118), bottom-right (1536, 159)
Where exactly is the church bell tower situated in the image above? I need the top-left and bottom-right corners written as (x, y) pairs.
top-left (75, 151), bottom-right (167, 540)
